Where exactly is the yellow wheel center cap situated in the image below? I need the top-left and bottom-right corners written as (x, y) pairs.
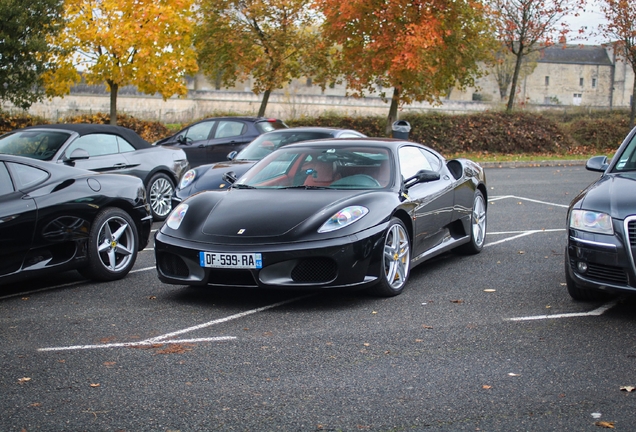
top-left (111, 241), bottom-right (117, 248)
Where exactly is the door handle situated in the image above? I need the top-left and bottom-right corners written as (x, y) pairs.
top-left (113, 163), bottom-right (126, 168)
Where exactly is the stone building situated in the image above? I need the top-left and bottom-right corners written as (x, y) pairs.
top-left (464, 44), bottom-right (634, 109)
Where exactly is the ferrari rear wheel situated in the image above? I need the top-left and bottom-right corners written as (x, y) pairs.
top-left (456, 190), bottom-right (487, 255)
top-left (79, 208), bottom-right (138, 281)
top-left (370, 218), bottom-right (411, 297)
top-left (148, 173), bottom-right (174, 221)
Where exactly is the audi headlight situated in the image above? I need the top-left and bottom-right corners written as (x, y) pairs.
top-left (166, 203), bottom-right (189, 230)
top-left (179, 169), bottom-right (196, 189)
top-left (318, 206), bottom-right (369, 233)
top-left (570, 210), bottom-right (614, 235)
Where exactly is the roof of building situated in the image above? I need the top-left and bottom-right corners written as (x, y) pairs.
top-left (538, 44), bottom-right (612, 66)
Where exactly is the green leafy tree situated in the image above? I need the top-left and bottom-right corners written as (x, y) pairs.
top-left (0, 0), bottom-right (63, 110)
top-left (44, 0), bottom-right (198, 125)
top-left (316, 0), bottom-right (495, 136)
top-left (599, 0), bottom-right (636, 128)
top-left (196, 0), bottom-right (327, 117)
top-left (489, 0), bottom-right (584, 112)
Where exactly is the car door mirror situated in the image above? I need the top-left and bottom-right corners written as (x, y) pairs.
top-left (222, 171), bottom-right (238, 184)
top-left (227, 151), bottom-right (238, 161)
top-left (63, 148), bottom-right (90, 165)
top-left (404, 169), bottom-right (440, 188)
top-left (586, 155), bottom-right (609, 172)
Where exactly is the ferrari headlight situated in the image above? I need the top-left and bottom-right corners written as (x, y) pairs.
top-left (570, 210), bottom-right (614, 235)
top-left (179, 169), bottom-right (196, 189)
top-left (166, 203), bottom-right (189, 230)
top-left (318, 206), bottom-right (369, 233)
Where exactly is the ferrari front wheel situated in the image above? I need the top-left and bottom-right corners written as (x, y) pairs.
top-left (369, 218), bottom-right (411, 297)
top-left (79, 208), bottom-right (139, 281)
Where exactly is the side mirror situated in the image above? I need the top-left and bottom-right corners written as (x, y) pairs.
top-left (222, 171), bottom-right (238, 184)
top-left (63, 148), bottom-right (90, 165)
top-left (585, 155), bottom-right (609, 173)
top-left (404, 169), bottom-right (440, 188)
top-left (227, 151), bottom-right (238, 161)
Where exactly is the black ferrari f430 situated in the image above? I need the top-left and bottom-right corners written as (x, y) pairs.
top-left (155, 139), bottom-right (487, 297)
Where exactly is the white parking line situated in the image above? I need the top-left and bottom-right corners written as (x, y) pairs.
top-left (507, 299), bottom-right (619, 321)
top-left (485, 229), bottom-right (566, 247)
top-left (490, 195), bottom-right (569, 208)
top-left (38, 294), bottom-right (314, 352)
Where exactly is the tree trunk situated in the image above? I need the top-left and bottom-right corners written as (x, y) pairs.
top-left (506, 50), bottom-right (525, 113)
top-left (108, 81), bottom-right (119, 125)
top-left (385, 87), bottom-right (400, 137)
top-left (258, 89), bottom-right (271, 117)
top-left (630, 73), bottom-right (636, 129)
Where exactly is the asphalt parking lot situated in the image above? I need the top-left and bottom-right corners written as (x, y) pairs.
top-left (1, 165), bottom-right (635, 431)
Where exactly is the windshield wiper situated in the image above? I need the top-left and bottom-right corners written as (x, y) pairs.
top-left (230, 183), bottom-right (256, 189)
top-left (280, 185), bottom-right (330, 190)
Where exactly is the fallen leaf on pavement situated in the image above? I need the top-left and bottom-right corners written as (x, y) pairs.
top-left (483, 289), bottom-right (496, 293)
top-left (18, 377), bottom-right (31, 384)
top-left (450, 299), bottom-right (464, 304)
top-left (620, 386), bottom-right (635, 392)
top-left (595, 421), bottom-right (615, 428)
top-left (482, 385), bottom-right (492, 389)
top-left (89, 383), bottom-right (100, 388)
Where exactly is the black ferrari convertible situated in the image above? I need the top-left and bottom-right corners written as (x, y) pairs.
top-left (0, 124), bottom-right (189, 221)
top-left (565, 126), bottom-right (636, 300)
top-left (155, 139), bottom-right (487, 296)
top-left (0, 154), bottom-right (152, 285)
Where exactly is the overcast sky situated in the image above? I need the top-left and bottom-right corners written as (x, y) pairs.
top-left (566, 0), bottom-right (609, 45)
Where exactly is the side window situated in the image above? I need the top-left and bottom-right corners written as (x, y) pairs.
top-left (65, 134), bottom-right (119, 157)
top-left (184, 121), bottom-right (215, 141)
top-left (614, 134), bottom-right (636, 171)
top-left (399, 146), bottom-right (434, 179)
top-left (215, 121), bottom-right (245, 139)
top-left (0, 162), bottom-right (15, 195)
top-left (421, 148), bottom-right (442, 171)
top-left (117, 137), bottom-right (136, 153)
top-left (7, 162), bottom-right (49, 189)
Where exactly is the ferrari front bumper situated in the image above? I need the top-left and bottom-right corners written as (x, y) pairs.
top-left (154, 223), bottom-right (388, 290)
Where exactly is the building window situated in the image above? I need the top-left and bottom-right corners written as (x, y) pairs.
top-left (306, 78), bottom-right (313, 87)
top-left (545, 76), bottom-right (550, 86)
top-left (592, 78), bottom-right (597, 88)
top-left (573, 93), bottom-right (582, 106)
top-left (579, 78), bottom-right (584, 86)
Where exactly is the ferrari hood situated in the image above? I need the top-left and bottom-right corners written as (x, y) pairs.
top-left (579, 173), bottom-right (636, 220)
top-left (201, 189), bottom-right (366, 239)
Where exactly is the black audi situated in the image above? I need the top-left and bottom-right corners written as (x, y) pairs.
top-left (565, 126), bottom-right (636, 300)
top-left (0, 124), bottom-right (189, 221)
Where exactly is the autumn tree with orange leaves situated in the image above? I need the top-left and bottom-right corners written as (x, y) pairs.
top-left (489, 0), bottom-right (584, 112)
top-left (44, 0), bottom-right (198, 125)
top-left (316, 0), bottom-right (494, 135)
top-left (598, 0), bottom-right (636, 127)
top-left (196, 0), bottom-right (328, 117)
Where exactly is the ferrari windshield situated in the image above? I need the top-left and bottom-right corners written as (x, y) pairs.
top-left (236, 131), bottom-right (335, 161)
top-left (236, 146), bottom-right (392, 189)
top-left (0, 130), bottom-right (71, 161)
top-left (612, 132), bottom-right (636, 172)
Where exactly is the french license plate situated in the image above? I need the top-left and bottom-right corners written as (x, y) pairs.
top-left (199, 252), bottom-right (262, 269)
